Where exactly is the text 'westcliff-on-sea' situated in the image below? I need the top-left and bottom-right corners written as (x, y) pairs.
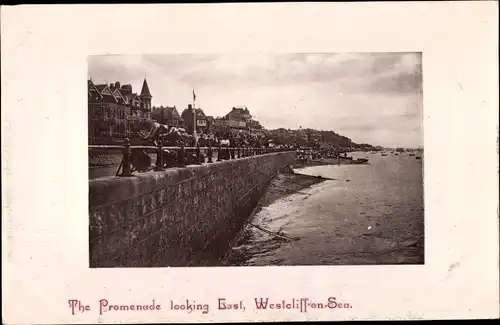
top-left (68, 297), bottom-right (352, 315)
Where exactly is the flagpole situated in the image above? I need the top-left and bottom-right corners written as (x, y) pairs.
top-left (192, 88), bottom-right (197, 144)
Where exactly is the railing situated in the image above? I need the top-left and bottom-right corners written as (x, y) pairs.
top-left (89, 138), bottom-right (295, 177)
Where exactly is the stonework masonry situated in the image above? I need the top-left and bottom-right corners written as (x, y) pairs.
top-left (89, 151), bottom-right (295, 267)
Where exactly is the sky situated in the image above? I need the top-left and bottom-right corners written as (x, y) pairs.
top-left (88, 52), bottom-right (423, 148)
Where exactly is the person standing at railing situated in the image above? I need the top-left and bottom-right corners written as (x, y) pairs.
top-left (130, 147), bottom-right (151, 172)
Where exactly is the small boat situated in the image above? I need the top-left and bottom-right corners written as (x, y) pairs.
top-left (356, 158), bottom-right (369, 163)
top-left (381, 153), bottom-right (388, 156)
top-left (409, 153), bottom-right (415, 156)
top-left (416, 156), bottom-right (422, 160)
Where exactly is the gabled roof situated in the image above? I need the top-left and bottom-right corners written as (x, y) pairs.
top-left (99, 85), bottom-right (113, 96)
top-left (131, 93), bottom-right (142, 102)
top-left (181, 108), bottom-right (207, 120)
top-left (112, 89), bottom-right (126, 105)
top-left (226, 107), bottom-right (252, 120)
top-left (129, 93), bottom-right (142, 108)
top-left (94, 84), bottom-right (118, 103)
top-left (193, 108), bottom-right (206, 118)
top-left (140, 78), bottom-right (152, 98)
top-left (169, 106), bottom-right (182, 120)
top-left (151, 106), bottom-right (184, 121)
top-left (95, 84), bottom-right (106, 92)
top-left (88, 79), bottom-right (103, 100)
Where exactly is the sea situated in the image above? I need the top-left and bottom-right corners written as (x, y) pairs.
top-left (222, 151), bottom-right (424, 266)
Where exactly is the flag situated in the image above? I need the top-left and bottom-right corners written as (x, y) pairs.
top-left (193, 89), bottom-right (196, 102)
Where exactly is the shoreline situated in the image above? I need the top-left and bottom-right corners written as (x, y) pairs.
top-left (220, 171), bottom-right (329, 266)
top-left (221, 155), bottom-right (424, 266)
top-left (291, 157), bottom-right (369, 169)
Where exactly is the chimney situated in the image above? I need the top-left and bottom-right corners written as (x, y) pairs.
top-left (188, 104), bottom-right (193, 109)
top-left (115, 81), bottom-right (120, 89)
top-left (109, 83), bottom-right (114, 89)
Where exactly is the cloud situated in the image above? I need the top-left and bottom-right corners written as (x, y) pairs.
top-left (88, 52), bottom-right (423, 147)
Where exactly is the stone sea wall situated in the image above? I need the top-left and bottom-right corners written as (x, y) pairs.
top-left (89, 151), bottom-right (295, 267)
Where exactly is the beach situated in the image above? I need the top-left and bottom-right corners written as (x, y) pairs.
top-left (222, 152), bottom-right (424, 266)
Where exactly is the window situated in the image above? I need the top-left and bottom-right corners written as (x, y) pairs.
top-left (92, 104), bottom-right (101, 116)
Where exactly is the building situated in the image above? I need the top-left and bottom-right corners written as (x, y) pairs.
top-left (88, 80), bottom-right (129, 142)
top-left (151, 106), bottom-right (184, 127)
top-left (247, 119), bottom-right (263, 130)
top-left (88, 77), bottom-right (154, 143)
top-left (206, 116), bottom-right (215, 133)
top-left (225, 106), bottom-right (253, 130)
top-left (214, 116), bottom-right (230, 128)
top-left (213, 116), bottom-right (230, 134)
top-left (213, 106), bottom-right (264, 133)
top-left (226, 106), bottom-right (251, 120)
top-left (181, 105), bottom-right (209, 134)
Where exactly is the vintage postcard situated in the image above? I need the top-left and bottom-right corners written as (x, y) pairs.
top-left (2, 2), bottom-right (499, 323)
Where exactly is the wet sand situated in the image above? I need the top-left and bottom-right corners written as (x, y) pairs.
top-left (221, 172), bottom-right (328, 265)
top-left (251, 172), bottom-right (328, 216)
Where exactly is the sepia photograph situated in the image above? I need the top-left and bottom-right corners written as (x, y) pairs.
top-left (88, 52), bottom-right (424, 267)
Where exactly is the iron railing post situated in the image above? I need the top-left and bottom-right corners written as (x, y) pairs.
top-left (196, 143), bottom-right (202, 165)
top-left (179, 144), bottom-right (186, 167)
top-left (217, 145), bottom-right (222, 162)
top-left (207, 145), bottom-right (213, 163)
top-left (121, 138), bottom-right (132, 177)
top-left (154, 139), bottom-right (164, 171)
